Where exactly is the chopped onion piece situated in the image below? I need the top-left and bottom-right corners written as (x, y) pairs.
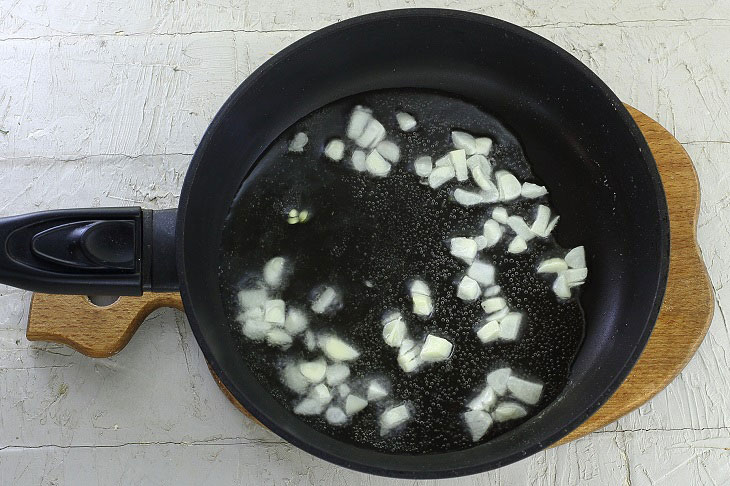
top-left (482, 219), bottom-right (503, 247)
top-left (382, 312), bottom-right (408, 347)
top-left (475, 137), bottom-right (493, 155)
top-left (499, 312), bottom-right (523, 341)
top-left (428, 165), bottom-right (455, 189)
top-left (452, 131), bottom-right (477, 155)
top-left (434, 155), bottom-right (451, 168)
top-left (397, 343), bottom-right (422, 373)
top-left (565, 246), bottom-right (586, 269)
top-left (324, 139), bottom-right (345, 161)
top-left (321, 336), bottom-right (360, 361)
top-left (507, 236), bottom-right (527, 254)
top-left (564, 268), bottom-right (588, 286)
top-left (288, 132), bottom-right (308, 152)
top-left (450, 237), bottom-right (478, 264)
top-left (521, 182), bottom-right (547, 198)
top-left (470, 164), bottom-right (494, 192)
top-left (492, 206), bottom-right (508, 224)
top-left (474, 235), bottom-right (489, 250)
top-left (304, 330), bottom-right (316, 351)
top-left (380, 404), bottom-right (411, 435)
top-left (347, 105), bottom-right (372, 140)
top-left (299, 359), bottom-right (327, 383)
top-left (367, 380), bottom-right (388, 401)
top-left (492, 402), bottom-right (527, 422)
top-left (356, 118), bottom-right (386, 148)
top-left (530, 205), bottom-right (551, 237)
top-left (365, 149), bottom-right (391, 177)
top-left (242, 319), bottom-right (271, 341)
top-left (487, 367), bottom-right (512, 395)
top-left (263, 256), bottom-right (287, 288)
top-left (282, 363), bottom-right (309, 394)
top-left (486, 306), bottom-right (510, 322)
top-left (237, 287), bottom-right (268, 310)
top-left (552, 273), bottom-right (571, 299)
top-left (311, 286), bottom-right (339, 314)
top-left (337, 383), bottom-right (351, 398)
top-left (476, 320), bottom-right (500, 343)
top-left (457, 276), bottom-right (481, 301)
top-left (325, 406), bottom-right (347, 425)
top-left (264, 299), bottom-right (286, 324)
top-left (537, 258), bottom-right (568, 274)
top-left (481, 297), bottom-right (506, 313)
top-left (449, 149), bottom-right (469, 181)
top-left (414, 156), bottom-right (433, 177)
top-left (351, 150), bottom-right (367, 172)
top-left (454, 188), bottom-right (485, 206)
top-left (325, 363), bottom-right (350, 386)
top-left (467, 386), bottom-right (497, 411)
top-left (396, 111), bottom-right (417, 131)
top-left (376, 140), bottom-right (400, 163)
top-left (485, 286), bottom-right (502, 298)
top-left (284, 308), bottom-right (308, 335)
top-left (507, 215), bottom-right (536, 241)
top-left (411, 280), bottom-right (433, 317)
top-left (310, 383), bottom-right (332, 405)
top-left (464, 409), bottom-right (493, 441)
top-left (507, 376), bottom-right (543, 405)
top-left (480, 182), bottom-right (500, 203)
top-left (266, 329), bottom-right (292, 347)
top-left (294, 398), bottom-right (325, 416)
top-left (495, 170), bottom-right (522, 201)
top-left (345, 394), bottom-right (369, 415)
top-left (544, 216), bottom-right (560, 236)
top-left (410, 279), bottom-right (431, 296)
top-left (419, 334), bottom-right (453, 362)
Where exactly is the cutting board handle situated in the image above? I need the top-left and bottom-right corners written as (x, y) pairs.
top-left (26, 292), bottom-right (183, 358)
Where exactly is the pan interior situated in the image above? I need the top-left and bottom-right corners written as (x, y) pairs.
top-left (177, 10), bottom-right (668, 478)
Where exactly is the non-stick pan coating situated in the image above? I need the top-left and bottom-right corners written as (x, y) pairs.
top-left (176, 9), bottom-right (669, 478)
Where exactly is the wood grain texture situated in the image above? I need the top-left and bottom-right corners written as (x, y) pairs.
top-left (24, 106), bottom-right (712, 444)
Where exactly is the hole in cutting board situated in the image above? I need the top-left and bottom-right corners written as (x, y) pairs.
top-left (87, 295), bottom-right (120, 307)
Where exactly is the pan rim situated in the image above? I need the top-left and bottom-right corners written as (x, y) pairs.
top-left (177, 8), bottom-right (670, 478)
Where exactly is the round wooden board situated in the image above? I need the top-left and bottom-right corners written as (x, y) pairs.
top-left (26, 105), bottom-right (713, 446)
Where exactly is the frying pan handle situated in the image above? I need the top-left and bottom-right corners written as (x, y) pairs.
top-left (0, 207), bottom-right (178, 296)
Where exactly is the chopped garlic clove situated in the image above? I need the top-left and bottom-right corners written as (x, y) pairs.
top-left (450, 237), bottom-right (478, 264)
top-left (324, 139), bottom-right (345, 161)
top-left (452, 131), bottom-right (477, 155)
top-left (499, 312), bottom-right (523, 341)
top-left (479, 182), bottom-right (500, 203)
top-left (304, 330), bottom-right (316, 351)
top-left (376, 140), bottom-right (400, 163)
top-left (347, 105), bottom-right (372, 140)
top-left (474, 235), bottom-right (489, 250)
top-left (311, 286), bottom-right (339, 314)
top-left (237, 287), bottom-right (268, 310)
top-left (481, 297), bottom-right (506, 313)
top-left (468, 154), bottom-right (493, 186)
top-left (396, 111), bottom-right (417, 131)
top-left (552, 273), bottom-right (571, 299)
top-left (321, 336), bottom-right (360, 361)
top-left (428, 165), bottom-right (456, 189)
top-left (294, 398), bottom-right (325, 416)
top-left (487, 367), bottom-right (512, 395)
top-left (486, 306), bottom-right (510, 322)
top-left (356, 118), bottom-right (386, 148)
top-left (492, 402), bottom-right (527, 422)
top-left (284, 308), bottom-right (308, 335)
top-left (325, 406), bottom-right (347, 425)
top-left (496, 170), bottom-right (522, 201)
top-left (454, 188), bottom-right (485, 206)
top-left (351, 150), bottom-right (367, 172)
top-left (411, 293), bottom-right (433, 317)
top-left (414, 156), bottom-right (433, 177)
top-left (564, 268), bottom-right (588, 287)
top-left (476, 320), bottom-right (500, 343)
top-left (483, 285), bottom-right (501, 297)
top-left (288, 132), bottom-right (308, 152)
top-left (419, 335), bottom-right (453, 362)
top-left (482, 219), bottom-right (503, 247)
top-left (266, 329), bottom-right (292, 347)
top-left (242, 319), bottom-right (271, 341)
top-left (397, 344), bottom-right (422, 373)
top-left (507, 215), bottom-right (536, 241)
top-left (264, 299), bottom-right (286, 324)
top-left (337, 383), bottom-right (351, 397)
top-left (543, 216), bottom-right (560, 236)
top-left (475, 137), bottom-right (493, 155)
top-left (299, 359), bottom-right (327, 383)
top-left (325, 363), bottom-right (350, 386)
top-left (507, 236), bottom-right (527, 254)
top-left (464, 409), bottom-right (494, 441)
top-left (537, 258), bottom-right (568, 274)
top-left (521, 182), bottom-right (547, 198)
top-left (379, 404), bottom-right (411, 435)
top-left (470, 165), bottom-right (495, 192)
top-left (467, 386), bottom-right (497, 411)
top-left (281, 363), bottom-right (309, 394)
top-left (506, 376), bottom-right (543, 405)
top-left (365, 149), bottom-right (391, 177)
top-left (457, 276), bottom-right (481, 301)
top-left (345, 394), bottom-right (369, 415)
top-left (310, 383), bottom-right (332, 405)
top-left (492, 206), bottom-right (509, 224)
top-left (434, 155), bottom-right (451, 168)
top-left (530, 205), bottom-right (551, 237)
top-left (382, 312), bottom-right (408, 347)
top-left (263, 256), bottom-right (287, 288)
top-left (565, 246), bottom-right (586, 269)
top-left (449, 149), bottom-right (469, 181)
top-left (367, 380), bottom-right (388, 401)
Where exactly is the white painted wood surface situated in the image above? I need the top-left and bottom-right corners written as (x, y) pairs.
top-left (1, 1), bottom-right (729, 484)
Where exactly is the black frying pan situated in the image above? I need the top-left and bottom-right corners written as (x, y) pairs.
top-left (0, 10), bottom-right (668, 478)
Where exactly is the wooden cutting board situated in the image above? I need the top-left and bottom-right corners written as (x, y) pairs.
top-left (24, 105), bottom-right (713, 445)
